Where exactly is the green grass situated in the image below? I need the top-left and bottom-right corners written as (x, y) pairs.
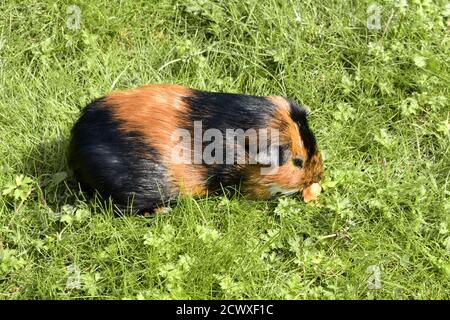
top-left (0, 0), bottom-right (449, 299)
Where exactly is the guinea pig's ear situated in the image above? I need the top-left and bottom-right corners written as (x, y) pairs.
top-left (288, 99), bottom-right (311, 115)
top-left (256, 144), bottom-right (291, 166)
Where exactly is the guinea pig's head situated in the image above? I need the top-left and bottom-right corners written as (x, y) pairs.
top-left (257, 97), bottom-right (324, 200)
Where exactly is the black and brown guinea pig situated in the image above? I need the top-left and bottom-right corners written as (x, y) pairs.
top-left (68, 84), bottom-right (324, 213)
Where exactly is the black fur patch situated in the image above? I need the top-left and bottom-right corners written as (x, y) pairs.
top-left (288, 100), bottom-right (317, 159)
top-left (183, 91), bottom-right (275, 191)
top-left (278, 144), bottom-right (291, 166)
top-left (68, 99), bottom-right (170, 212)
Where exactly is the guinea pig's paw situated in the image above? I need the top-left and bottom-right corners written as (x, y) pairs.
top-left (302, 183), bottom-right (322, 203)
top-left (144, 207), bottom-right (173, 217)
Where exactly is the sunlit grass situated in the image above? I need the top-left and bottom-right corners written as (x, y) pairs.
top-left (0, 0), bottom-right (449, 299)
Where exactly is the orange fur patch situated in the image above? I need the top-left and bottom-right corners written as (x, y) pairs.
top-left (105, 84), bottom-right (207, 196)
top-left (267, 96), bottom-right (307, 160)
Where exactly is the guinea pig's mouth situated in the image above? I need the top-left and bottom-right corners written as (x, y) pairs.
top-left (268, 185), bottom-right (299, 197)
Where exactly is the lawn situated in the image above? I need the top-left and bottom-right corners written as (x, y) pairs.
top-left (0, 0), bottom-right (449, 299)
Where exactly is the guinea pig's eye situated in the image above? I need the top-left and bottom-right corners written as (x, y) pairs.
top-left (292, 158), bottom-right (303, 168)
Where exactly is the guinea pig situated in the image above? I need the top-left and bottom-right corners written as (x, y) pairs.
top-left (68, 84), bottom-right (324, 213)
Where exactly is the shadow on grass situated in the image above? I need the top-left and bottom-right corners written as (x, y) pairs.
top-left (13, 134), bottom-right (89, 213)
top-left (17, 135), bottom-right (170, 217)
